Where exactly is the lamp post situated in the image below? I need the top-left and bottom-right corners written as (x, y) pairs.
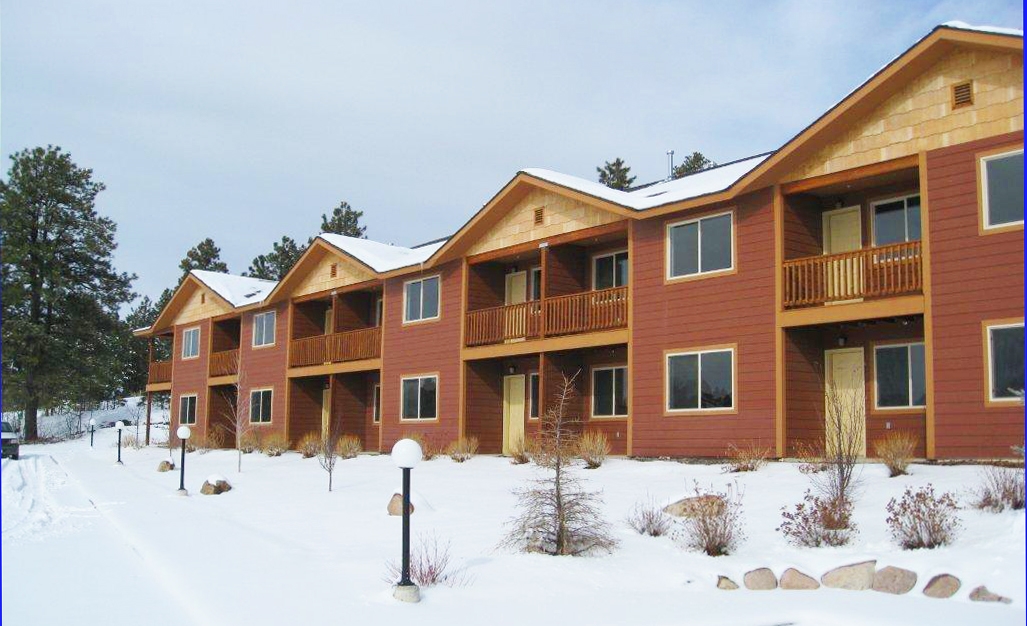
top-left (176, 426), bottom-right (191, 495)
top-left (115, 421), bottom-right (125, 465)
top-left (89, 418), bottom-right (96, 448)
top-left (391, 438), bottom-right (423, 603)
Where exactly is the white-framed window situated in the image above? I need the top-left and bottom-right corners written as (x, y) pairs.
top-left (252, 311), bottom-right (276, 347)
top-left (592, 366), bottom-right (627, 417)
top-left (666, 347), bottom-right (734, 411)
top-left (181, 327), bottom-right (200, 359)
top-left (372, 384), bottom-right (381, 423)
top-left (403, 276), bottom-right (440, 323)
top-left (529, 372), bottom-right (540, 418)
top-left (529, 267), bottom-right (542, 301)
top-left (667, 211), bottom-right (733, 279)
top-left (179, 394), bottom-right (197, 425)
top-left (980, 148), bottom-right (1024, 229)
top-left (987, 322), bottom-right (1024, 402)
top-left (874, 342), bottom-right (926, 409)
top-left (593, 251), bottom-right (628, 290)
top-left (249, 389), bottom-right (273, 423)
top-left (373, 296), bottom-right (384, 326)
top-left (401, 375), bottom-right (438, 420)
top-left (872, 194), bottom-right (921, 245)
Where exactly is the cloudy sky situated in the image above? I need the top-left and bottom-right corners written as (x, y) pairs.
top-left (2, 0), bottom-right (1022, 305)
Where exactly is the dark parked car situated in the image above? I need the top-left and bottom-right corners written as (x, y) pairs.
top-left (2, 422), bottom-right (20, 460)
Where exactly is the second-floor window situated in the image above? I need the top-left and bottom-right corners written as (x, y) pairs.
top-left (594, 251), bottom-right (628, 290)
top-left (253, 311), bottom-right (276, 347)
top-left (401, 375), bottom-right (437, 420)
top-left (404, 276), bottom-right (440, 323)
top-left (980, 148), bottom-right (1024, 229)
top-left (592, 366), bottom-right (628, 417)
top-left (250, 389), bottom-right (273, 423)
top-left (872, 194), bottom-right (921, 245)
top-left (529, 267), bottom-right (542, 300)
top-left (179, 394), bottom-right (197, 425)
top-left (667, 211), bottom-right (733, 279)
top-left (874, 342), bottom-right (926, 409)
top-left (181, 327), bottom-right (200, 359)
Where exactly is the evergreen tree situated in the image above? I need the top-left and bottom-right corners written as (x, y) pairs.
top-left (596, 158), bottom-right (636, 190)
top-left (246, 235), bottom-right (302, 280)
top-left (179, 237), bottom-right (228, 276)
top-left (320, 201), bottom-right (366, 238)
top-left (672, 151), bottom-right (717, 179)
top-left (122, 296), bottom-right (161, 392)
top-left (1, 146), bottom-right (135, 438)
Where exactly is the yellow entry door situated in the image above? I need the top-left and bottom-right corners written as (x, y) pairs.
top-left (502, 375), bottom-right (526, 455)
top-left (824, 348), bottom-right (866, 457)
top-left (822, 206), bottom-right (864, 302)
top-left (321, 386), bottom-right (331, 438)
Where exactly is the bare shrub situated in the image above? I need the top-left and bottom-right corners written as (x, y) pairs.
top-left (508, 435), bottom-right (531, 465)
top-left (502, 372), bottom-right (617, 556)
top-left (445, 436), bottom-right (479, 463)
top-left (626, 497), bottom-right (671, 537)
top-left (778, 489), bottom-right (856, 547)
top-left (796, 440), bottom-right (827, 475)
top-left (297, 432), bottom-right (320, 459)
top-left (723, 440), bottom-right (769, 473)
top-left (673, 483), bottom-right (745, 556)
top-left (334, 434), bottom-right (362, 459)
top-left (205, 427), bottom-right (225, 450)
top-left (402, 432), bottom-right (439, 460)
top-left (260, 433), bottom-right (290, 457)
top-left (317, 430), bottom-right (339, 492)
top-left (385, 533), bottom-right (464, 587)
top-left (810, 376), bottom-right (865, 508)
top-left (973, 465), bottom-right (1025, 512)
top-left (239, 431), bottom-right (260, 454)
top-left (873, 431), bottom-right (918, 477)
top-left (886, 484), bottom-right (961, 549)
top-left (577, 430), bottom-right (610, 469)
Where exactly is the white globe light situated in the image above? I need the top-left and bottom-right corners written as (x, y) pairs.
top-left (391, 438), bottom-right (423, 469)
top-left (89, 418), bottom-right (96, 427)
top-left (115, 421), bottom-right (125, 431)
top-left (177, 425), bottom-right (192, 440)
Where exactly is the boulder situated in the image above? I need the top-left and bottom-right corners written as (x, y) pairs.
top-left (821, 560), bottom-right (876, 590)
top-left (200, 476), bottom-right (232, 495)
top-left (663, 495), bottom-right (726, 518)
top-left (969, 585), bottom-right (1011, 604)
top-left (743, 568), bottom-right (777, 590)
top-left (157, 460), bottom-right (175, 472)
top-left (923, 574), bottom-right (961, 599)
top-left (716, 576), bottom-right (739, 590)
top-left (387, 493), bottom-right (415, 516)
top-left (872, 566), bottom-right (917, 595)
top-left (780, 568), bottom-right (820, 590)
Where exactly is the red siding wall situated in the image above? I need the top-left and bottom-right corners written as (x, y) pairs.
top-left (170, 319), bottom-right (211, 445)
top-left (926, 131), bottom-right (1024, 458)
top-left (239, 302), bottom-right (289, 440)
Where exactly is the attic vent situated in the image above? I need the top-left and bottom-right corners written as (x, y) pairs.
top-left (200, 293), bottom-right (206, 304)
top-left (330, 263), bottom-right (338, 278)
top-left (952, 81), bottom-right (973, 108)
top-left (533, 207), bottom-right (544, 225)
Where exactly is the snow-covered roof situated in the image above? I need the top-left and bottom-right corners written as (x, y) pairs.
top-left (522, 153), bottom-right (770, 211)
top-left (317, 233), bottom-right (448, 272)
top-left (941, 20), bottom-right (1024, 37)
top-left (190, 270), bottom-right (278, 307)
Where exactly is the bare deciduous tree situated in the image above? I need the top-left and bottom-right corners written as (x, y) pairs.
top-left (317, 419), bottom-right (340, 492)
top-left (811, 371), bottom-right (865, 509)
top-left (215, 365), bottom-right (252, 473)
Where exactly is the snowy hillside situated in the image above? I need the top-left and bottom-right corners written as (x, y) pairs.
top-left (3, 396), bottom-right (170, 441)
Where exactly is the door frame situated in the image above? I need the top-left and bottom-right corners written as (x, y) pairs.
top-left (502, 374), bottom-right (526, 455)
top-left (823, 347), bottom-right (867, 457)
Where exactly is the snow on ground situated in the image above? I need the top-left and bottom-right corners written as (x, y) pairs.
top-left (3, 429), bottom-right (1024, 626)
top-left (3, 396), bottom-right (170, 441)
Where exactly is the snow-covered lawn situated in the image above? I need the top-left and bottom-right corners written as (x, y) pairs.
top-left (2, 429), bottom-right (1023, 626)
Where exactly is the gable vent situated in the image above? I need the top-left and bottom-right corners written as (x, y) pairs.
top-left (200, 292), bottom-right (206, 304)
top-left (952, 81), bottom-right (973, 108)
top-left (330, 263), bottom-right (338, 278)
top-left (533, 207), bottom-right (545, 225)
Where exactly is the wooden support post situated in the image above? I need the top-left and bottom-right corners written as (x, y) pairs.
top-left (145, 392), bottom-right (153, 446)
top-left (540, 245), bottom-right (549, 339)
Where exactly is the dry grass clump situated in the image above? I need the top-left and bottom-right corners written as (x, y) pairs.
top-left (297, 432), bottom-right (320, 459)
top-left (723, 440), bottom-right (770, 473)
top-left (402, 432), bottom-right (439, 460)
top-left (673, 483), bottom-right (745, 556)
top-left (445, 436), bottom-right (479, 463)
top-left (385, 533), bottom-right (464, 587)
top-left (260, 433), bottom-right (290, 457)
top-left (508, 436), bottom-right (532, 465)
top-left (120, 433), bottom-right (141, 450)
top-left (886, 484), bottom-right (961, 549)
top-left (778, 490), bottom-right (856, 547)
top-left (795, 440), bottom-right (827, 475)
top-left (239, 431), bottom-right (260, 453)
top-left (577, 430), bottom-right (610, 469)
top-left (873, 431), bottom-right (918, 477)
top-left (334, 434), bottom-right (363, 459)
top-left (973, 465), bottom-right (1025, 512)
top-left (626, 497), bottom-right (671, 537)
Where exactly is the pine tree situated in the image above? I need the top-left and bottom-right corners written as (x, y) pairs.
top-left (320, 201), bottom-right (366, 238)
top-left (1, 146), bottom-right (135, 438)
top-left (596, 158), bottom-right (636, 190)
top-left (246, 235), bottom-right (302, 280)
top-left (179, 238), bottom-right (228, 276)
top-left (672, 151), bottom-right (717, 179)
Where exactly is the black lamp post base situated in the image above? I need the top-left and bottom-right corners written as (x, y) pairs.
top-left (175, 488), bottom-right (189, 496)
top-left (114, 461), bottom-right (124, 466)
top-left (393, 583), bottom-right (420, 603)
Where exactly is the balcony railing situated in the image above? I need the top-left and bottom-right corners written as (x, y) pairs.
top-left (289, 326), bottom-right (382, 368)
top-left (465, 286), bottom-right (628, 347)
top-left (783, 241), bottom-right (923, 308)
top-left (209, 349), bottom-right (239, 377)
top-left (148, 360), bottom-right (172, 384)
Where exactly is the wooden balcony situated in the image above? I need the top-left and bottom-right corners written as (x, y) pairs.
top-left (147, 360), bottom-right (172, 384)
top-left (289, 326), bottom-right (382, 368)
top-left (465, 286), bottom-right (628, 347)
top-left (209, 349), bottom-right (239, 377)
top-left (783, 241), bottom-right (923, 308)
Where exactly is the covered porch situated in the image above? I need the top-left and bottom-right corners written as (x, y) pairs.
top-left (287, 370), bottom-right (381, 451)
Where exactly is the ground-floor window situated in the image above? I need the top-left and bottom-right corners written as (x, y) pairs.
top-left (987, 322), bottom-right (1024, 402)
top-left (666, 347), bottom-right (734, 411)
top-left (179, 394), bottom-right (197, 425)
top-left (529, 373), bottom-right (540, 419)
top-left (372, 385), bottom-right (381, 423)
top-left (401, 375), bottom-right (437, 420)
top-left (592, 366), bottom-right (627, 417)
top-left (250, 389), bottom-right (273, 423)
top-left (874, 342), bottom-right (926, 408)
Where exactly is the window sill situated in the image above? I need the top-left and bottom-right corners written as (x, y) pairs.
top-left (664, 267), bottom-right (737, 286)
top-left (663, 407), bottom-right (737, 417)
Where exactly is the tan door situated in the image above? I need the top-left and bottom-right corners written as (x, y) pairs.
top-left (502, 375), bottom-right (526, 455)
top-left (321, 386), bottom-right (331, 438)
top-left (822, 206), bottom-right (864, 302)
top-left (824, 348), bottom-right (866, 457)
top-left (504, 271), bottom-right (528, 340)
top-left (324, 307), bottom-right (334, 334)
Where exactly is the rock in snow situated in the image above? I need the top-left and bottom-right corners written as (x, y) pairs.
top-left (821, 561), bottom-right (876, 590)
top-left (780, 568), bottom-right (820, 590)
top-left (923, 574), bottom-right (961, 599)
top-left (387, 493), bottom-right (414, 516)
top-left (200, 477), bottom-right (232, 495)
top-left (968, 585), bottom-right (1011, 604)
top-left (744, 568), bottom-right (778, 590)
top-left (716, 576), bottom-right (739, 590)
top-left (662, 495), bottom-right (725, 518)
top-left (156, 460), bottom-right (174, 472)
top-left (872, 566), bottom-right (917, 595)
